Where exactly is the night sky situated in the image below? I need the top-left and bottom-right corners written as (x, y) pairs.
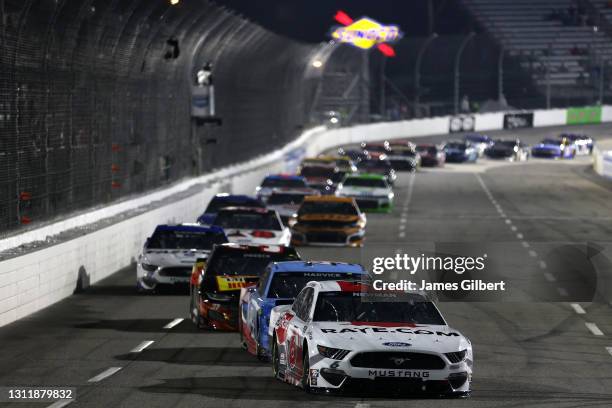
top-left (214, 0), bottom-right (465, 43)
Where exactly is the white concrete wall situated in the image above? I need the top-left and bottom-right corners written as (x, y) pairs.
top-left (1, 107), bottom-right (610, 326)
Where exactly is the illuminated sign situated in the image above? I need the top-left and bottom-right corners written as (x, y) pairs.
top-left (331, 11), bottom-right (401, 56)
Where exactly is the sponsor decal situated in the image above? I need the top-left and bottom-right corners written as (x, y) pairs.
top-left (382, 342), bottom-right (412, 347)
top-left (449, 115), bottom-right (475, 133)
top-left (368, 370), bottom-right (430, 378)
top-left (566, 106), bottom-right (602, 125)
top-left (503, 112), bottom-right (533, 129)
top-left (310, 369), bottom-right (319, 386)
top-left (216, 275), bottom-right (257, 292)
top-left (320, 326), bottom-right (459, 336)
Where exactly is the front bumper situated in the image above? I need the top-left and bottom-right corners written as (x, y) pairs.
top-left (531, 149), bottom-right (561, 158)
top-left (290, 227), bottom-right (365, 247)
top-left (136, 264), bottom-right (192, 291)
top-left (308, 352), bottom-right (472, 395)
top-left (353, 197), bottom-right (393, 213)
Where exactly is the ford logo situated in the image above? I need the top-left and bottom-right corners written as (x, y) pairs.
top-left (382, 342), bottom-right (411, 347)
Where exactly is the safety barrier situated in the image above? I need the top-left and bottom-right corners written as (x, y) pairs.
top-left (1, 106), bottom-right (611, 326)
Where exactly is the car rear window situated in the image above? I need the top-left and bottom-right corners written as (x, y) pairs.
top-left (213, 211), bottom-right (282, 230)
top-left (205, 249), bottom-right (299, 277)
top-left (298, 201), bottom-right (358, 215)
top-left (148, 229), bottom-right (228, 250)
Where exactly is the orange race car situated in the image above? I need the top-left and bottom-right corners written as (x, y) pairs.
top-left (289, 195), bottom-right (366, 247)
top-left (189, 243), bottom-right (300, 330)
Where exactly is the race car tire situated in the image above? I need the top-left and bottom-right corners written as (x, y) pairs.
top-left (301, 344), bottom-right (311, 393)
top-left (272, 335), bottom-right (281, 379)
top-left (255, 322), bottom-right (269, 362)
top-left (189, 292), bottom-right (206, 329)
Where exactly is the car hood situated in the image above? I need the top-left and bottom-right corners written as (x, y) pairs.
top-left (310, 322), bottom-right (469, 353)
top-left (534, 143), bottom-right (561, 150)
top-left (142, 249), bottom-right (210, 266)
top-left (339, 187), bottom-right (390, 197)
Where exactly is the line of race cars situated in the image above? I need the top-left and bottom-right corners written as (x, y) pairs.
top-left (132, 131), bottom-right (591, 397)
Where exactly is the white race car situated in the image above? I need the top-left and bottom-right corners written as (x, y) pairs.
top-left (136, 224), bottom-right (228, 292)
top-left (266, 187), bottom-right (320, 225)
top-left (211, 207), bottom-right (291, 246)
top-left (270, 280), bottom-right (472, 396)
top-left (335, 173), bottom-right (394, 213)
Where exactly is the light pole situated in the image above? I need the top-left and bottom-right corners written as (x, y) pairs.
top-left (414, 33), bottom-right (437, 117)
top-left (454, 32), bottom-right (475, 114)
top-left (498, 45), bottom-right (505, 102)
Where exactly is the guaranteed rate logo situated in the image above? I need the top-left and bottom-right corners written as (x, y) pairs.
top-left (331, 11), bottom-right (402, 56)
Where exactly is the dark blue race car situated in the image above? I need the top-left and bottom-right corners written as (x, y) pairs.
top-left (197, 194), bottom-right (265, 225)
top-left (238, 261), bottom-right (367, 360)
top-left (531, 138), bottom-right (576, 159)
top-left (444, 141), bottom-right (479, 163)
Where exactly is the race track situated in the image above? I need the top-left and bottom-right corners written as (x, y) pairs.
top-left (1, 124), bottom-right (612, 408)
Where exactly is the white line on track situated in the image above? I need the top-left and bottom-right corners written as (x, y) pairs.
top-left (557, 287), bottom-right (568, 297)
top-left (528, 250), bottom-right (538, 257)
top-left (606, 347), bottom-right (612, 357)
top-left (399, 224), bottom-right (406, 230)
top-left (47, 400), bottom-right (73, 408)
top-left (585, 322), bottom-right (604, 336)
top-left (130, 340), bottom-right (155, 353)
top-left (544, 272), bottom-right (556, 282)
top-left (403, 173), bottom-right (416, 209)
top-left (400, 217), bottom-right (407, 224)
top-left (504, 219), bottom-right (512, 224)
top-left (516, 233), bottom-right (524, 239)
top-left (521, 241), bottom-right (530, 248)
top-left (570, 303), bottom-right (586, 314)
top-left (539, 260), bottom-right (547, 269)
top-left (398, 232), bottom-right (406, 239)
top-left (163, 318), bottom-right (184, 329)
top-left (88, 367), bottom-right (123, 383)
top-left (354, 403), bottom-right (371, 408)
top-left (510, 225), bottom-right (517, 231)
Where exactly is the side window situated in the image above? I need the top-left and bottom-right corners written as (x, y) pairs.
top-left (292, 288), bottom-right (308, 317)
top-left (301, 288), bottom-right (315, 321)
top-left (257, 266), bottom-right (271, 295)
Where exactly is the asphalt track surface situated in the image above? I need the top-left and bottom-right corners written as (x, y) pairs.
top-left (1, 124), bottom-right (612, 408)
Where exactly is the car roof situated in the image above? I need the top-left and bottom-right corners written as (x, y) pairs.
top-left (153, 224), bottom-right (225, 234)
top-left (270, 187), bottom-right (319, 195)
top-left (312, 280), bottom-right (431, 298)
top-left (217, 206), bottom-right (273, 214)
top-left (303, 195), bottom-right (354, 203)
top-left (346, 173), bottom-right (386, 180)
top-left (264, 174), bottom-right (305, 181)
top-left (212, 194), bottom-right (261, 203)
top-left (270, 261), bottom-right (366, 273)
top-left (213, 242), bottom-right (297, 255)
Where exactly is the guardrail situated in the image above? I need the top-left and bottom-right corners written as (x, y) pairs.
top-left (1, 106), bottom-right (611, 326)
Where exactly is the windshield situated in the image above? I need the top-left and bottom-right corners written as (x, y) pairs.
top-left (299, 166), bottom-right (336, 178)
top-left (267, 272), bottom-right (362, 298)
top-left (205, 197), bottom-right (262, 213)
top-left (495, 140), bottom-right (516, 147)
top-left (213, 211), bottom-right (282, 230)
top-left (261, 177), bottom-right (306, 188)
top-left (313, 292), bottom-right (445, 324)
top-left (267, 193), bottom-right (307, 205)
top-left (343, 177), bottom-right (387, 188)
top-left (358, 160), bottom-right (392, 171)
top-left (298, 201), bottom-right (357, 215)
top-left (148, 229), bottom-right (227, 250)
top-left (206, 250), bottom-right (299, 277)
top-left (416, 146), bottom-right (437, 154)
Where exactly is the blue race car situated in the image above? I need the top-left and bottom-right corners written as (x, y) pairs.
top-left (559, 133), bottom-right (594, 155)
top-left (197, 194), bottom-right (264, 225)
top-left (531, 138), bottom-right (576, 159)
top-left (444, 140), bottom-right (479, 163)
top-left (238, 261), bottom-right (367, 360)
top-left (464, 133), bottom-right (493, 157)
top-left (255, 174), bottom-right (309, 202)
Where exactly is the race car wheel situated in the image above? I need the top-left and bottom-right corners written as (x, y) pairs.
top-left (190, 293), bottom-right (205, 329)
top-left (255, 322), bottom-right (268, 362)
top-left (301, 344), bottom-right (311, 393)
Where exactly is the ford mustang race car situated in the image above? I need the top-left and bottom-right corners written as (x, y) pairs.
top-left (355, 158), bottom-right (396, 185)
top-left (360, 142), bottom-right (392, 159)
top-left (335, 173), bottom-right (394, 213)
top-left (416, 144), bottom-right (446, 167)
top-left (270, 281), bottom-right (473, 396)
top-left (463, 134), bottom-right (492, 157)
top-left (189, 243), bottom-right (300, 330)
top-left (298, 165), bottom-right (344, 195)
top-left (197, 194), bottom-right (264, 225)
top-left (239, 261), bottom-right (367, 360)
top-left (290, 196), bottom-right (366, 247)
top-left (256, 175), bottom-right (309, 203)
top-left (136, 224), bottom-right (228, 292)
top-left (266, 188), bottom-right (320, 225)
top-left (485, 139), bottom-right (529, 161)
top-left (531, 138), bottom-right (576, 159)
top-left (211, 207), bottom-right (291, 246)
top-left (443, 141), bottom-right (478, 163)
top-left (386, 142), bottom-right (421, 171)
